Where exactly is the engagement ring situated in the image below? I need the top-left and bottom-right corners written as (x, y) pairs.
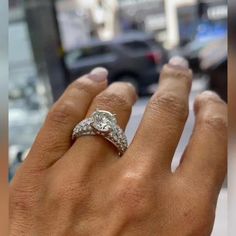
top-left (72, 109), bottom-right (128, 156)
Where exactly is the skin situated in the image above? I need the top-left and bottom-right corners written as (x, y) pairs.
top-left (10, 58), bottom-right (227, 236)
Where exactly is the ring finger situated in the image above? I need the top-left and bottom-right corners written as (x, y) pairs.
top-left (65, 82), bottom-right (137, 166)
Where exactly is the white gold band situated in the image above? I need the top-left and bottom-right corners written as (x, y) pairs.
top-left (72, 110), bottom-right (128, 156)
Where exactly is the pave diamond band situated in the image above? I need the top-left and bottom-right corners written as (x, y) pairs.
top-left (72, 110), bottom-right (128, 156)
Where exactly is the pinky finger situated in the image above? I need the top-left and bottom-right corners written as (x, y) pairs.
top-left (178, 91), bottom-right (227, 195)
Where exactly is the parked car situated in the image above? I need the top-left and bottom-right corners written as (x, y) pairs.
top-left (64, 32), bottom-right (168, 95)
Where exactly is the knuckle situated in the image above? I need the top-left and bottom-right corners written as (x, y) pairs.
top-left (34, 134), bottom-right (68, 155)
top-left (194, 92), bottom-right (227, 132)
top-left (10, 185), bottom-right (38, 212)
top-left (177, 181), bottom-right (215, 235)
top-left (50, 185), bottom-right (73, 202)
top-left (70, 78), bottom-right (94, 96)
top-left (188, 202), bottom-right (215, 235)
top-left (200, 115), bottom-right (227, 131)
top-left (114, 173), bottom-right (153, 218)
top-left (149, 93), bottom-right (188, 122)
top-left (161, 64), bottom-right (192, 83)
top-left (47, 101), bottom-right (75, 125)
top-left (10, 195), bottom-right (30, 213)
top-left (182, 205), bottom-right (214, 236)
top-left (95, 91), bottom-right (132, 113)
top-left (49, 178), bottom-right (89, 203)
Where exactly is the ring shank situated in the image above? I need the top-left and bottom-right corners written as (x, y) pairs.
top-left (72, 118), bottom-right (128, 156)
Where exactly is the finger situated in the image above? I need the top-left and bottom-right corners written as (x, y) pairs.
top-left (125, 57), bottom-right (192, 172)
top-left (177, 91), bottom-right (227, 194)
top-left (24, 68), bottom-right (108, 169)
top-left (67, 82), bottom-right (137, 164)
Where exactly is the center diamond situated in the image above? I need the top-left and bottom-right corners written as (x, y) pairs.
top-left (91, 110), bottom-right (117, 133)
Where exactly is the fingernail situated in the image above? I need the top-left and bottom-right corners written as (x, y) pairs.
top-left (169, 56), bottom-right (189, 69)
top-left (89, 67), bottom-right (108, 82)
top-left (199, 91), bottom-right (221, 101)
top-left (194, 91), bottom-right (222, 114)
top-left (126, 82), bottom-right (139, 101)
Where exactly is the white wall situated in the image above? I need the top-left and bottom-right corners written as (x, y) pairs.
top-left (165, 0), bottom-right (196, 48)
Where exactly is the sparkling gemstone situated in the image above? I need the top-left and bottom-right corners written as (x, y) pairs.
top-left (91, 110), bottom-right (117, 133)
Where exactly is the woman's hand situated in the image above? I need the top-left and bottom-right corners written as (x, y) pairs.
top-left (10, 58), bottom-right (227, 236)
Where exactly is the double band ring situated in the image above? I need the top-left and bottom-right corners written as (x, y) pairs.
top-left (72, 109), bottom-right (128, 156)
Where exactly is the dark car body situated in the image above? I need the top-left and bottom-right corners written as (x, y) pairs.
top-left (64, 32), bottom-right (168, 95)
top-left (200, 37), bottom-right (227, 102)
top-left (207, 58), bottom-right (227, 102)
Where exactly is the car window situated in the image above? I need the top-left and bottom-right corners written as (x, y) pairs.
top-left (122, 41), bottom-right (149, 51)
top-left (147, 39), bottom-right (161, 47)
top-left (66, 45), bottom-right (111, 63)
top-left (80, 46), bottom-right (110, 58)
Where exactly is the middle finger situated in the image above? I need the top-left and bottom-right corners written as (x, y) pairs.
top-left (125, 57), bottom-right (192, 173)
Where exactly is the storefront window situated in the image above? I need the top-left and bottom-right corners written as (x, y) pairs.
top-left (9, 3), bottom-right (48, 177)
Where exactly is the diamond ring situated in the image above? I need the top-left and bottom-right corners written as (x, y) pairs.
top-left (72, 109), bottom-right (128, 156)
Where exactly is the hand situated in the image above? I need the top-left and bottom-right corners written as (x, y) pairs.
top-left (10, 58), bottom-right (227, 236)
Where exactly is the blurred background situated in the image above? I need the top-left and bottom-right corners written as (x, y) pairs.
top-left (1, 0), bottom-right (9, 235)
top-left (9, 0), bottom-right (227, 235)
top-left (228, 0), bottom-right (236, 235)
